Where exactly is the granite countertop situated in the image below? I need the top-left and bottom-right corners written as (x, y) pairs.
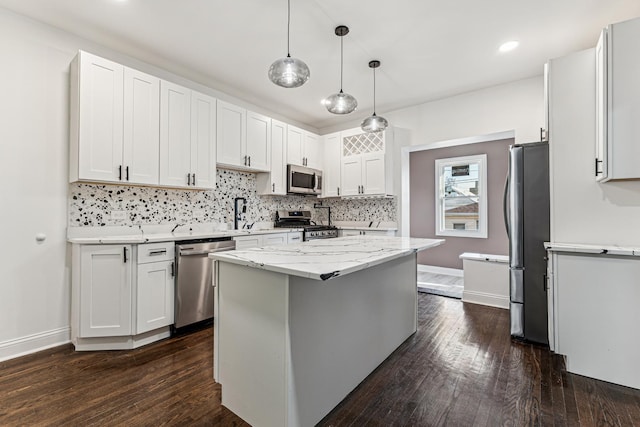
top-left (67, 227), bottom-right (303, 244)
top-left (209, 235), bottom-right (444, 281)
top-left (544, 242), bottom-right (640, 257)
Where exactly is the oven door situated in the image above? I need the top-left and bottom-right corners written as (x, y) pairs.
top-left (288, 164), bottom-right (322, 195)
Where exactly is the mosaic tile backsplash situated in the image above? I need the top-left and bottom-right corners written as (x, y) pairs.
top-left (68, 169), bottom-right (396, 227)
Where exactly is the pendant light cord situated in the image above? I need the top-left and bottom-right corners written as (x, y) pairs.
top-left (339, 35), bottom-right (344, 92)
top-left (372, 66), bottom-right (376, 114)
top-left (286, 0), bottom-right (291, 57)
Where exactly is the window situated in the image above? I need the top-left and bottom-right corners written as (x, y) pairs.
top-left (435, 154), bottom-right (487, 238)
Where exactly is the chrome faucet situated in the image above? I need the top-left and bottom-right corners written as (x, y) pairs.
top-left (234, 198), bottom-right (247, 230)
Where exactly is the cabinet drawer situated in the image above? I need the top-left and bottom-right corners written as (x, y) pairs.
top-left (138, 242), bottom-right (174, 263)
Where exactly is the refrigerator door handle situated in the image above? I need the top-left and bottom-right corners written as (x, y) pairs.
top-left (503, 173), bottom-right (510, 238)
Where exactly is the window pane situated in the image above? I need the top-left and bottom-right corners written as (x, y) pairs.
top-left (441, 162), bottom-right (480, 232)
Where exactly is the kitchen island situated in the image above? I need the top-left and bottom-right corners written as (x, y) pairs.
top-left (209, 235), bottom-right (444, 427)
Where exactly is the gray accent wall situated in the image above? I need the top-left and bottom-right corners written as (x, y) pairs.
top-left (410, 138), bottom-right (513, 269)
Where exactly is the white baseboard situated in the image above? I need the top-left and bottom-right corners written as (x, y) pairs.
top-left (0, 327), bottom-right (70, 362)
top-left (417, 264), bottom-right (463, 277)
top-left (462, 290), bottom-right (509, 309)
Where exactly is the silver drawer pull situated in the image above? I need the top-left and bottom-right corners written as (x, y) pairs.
top-left (148, 250), bottom-right (167, 256)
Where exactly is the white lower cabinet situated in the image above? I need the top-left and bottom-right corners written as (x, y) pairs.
top-left (135, 242), bottom-right (175, 334)
top-left (233, 232), bottom-right (302, 249)
top-left (72, 242), bottom-right (174, 350)
top-left (77, 245), bottom-right (132, 338)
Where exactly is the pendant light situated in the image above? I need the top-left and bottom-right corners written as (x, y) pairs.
top-left (324, 25), bottom-right (357, 114)
top-left (268, 0), bottom-right (310, 88)
top-left (361, 60), bottom-right (389, 132)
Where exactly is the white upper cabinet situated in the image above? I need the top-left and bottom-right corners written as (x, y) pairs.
top-left (160, 81), bottom-right (191, 187)
top-left (287, 125), bottom-right (322, 169)
top-left (190, 92), bottom-right (217, 189)
top-left (339, 128), bottom-right (394, 197)
top-left (595, 18), bottom-right (640, 182)
top-left (322, 132), bottom-right (341, 197)
top-left (123, 68), bottom-right (160, 185)
top-left (217, 101), bottom-right (270, 171)
top-left (71, 51), bottom-right (160, 185)
top-left (159, 81), bottom-right (216, 189)
top-left (257, 119), bottom-right (287, 195)
top-left (246, 111), bottom-right (271, 171)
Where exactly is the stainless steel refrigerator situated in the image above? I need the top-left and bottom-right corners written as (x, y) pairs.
top-left (504, 142), bottom-right (550, 345)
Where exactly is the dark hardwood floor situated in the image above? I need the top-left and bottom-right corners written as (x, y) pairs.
top-left (1, 294), bottom-right (639, 426)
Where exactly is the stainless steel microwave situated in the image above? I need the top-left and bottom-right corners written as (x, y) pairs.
top-left (287, 164), bottom-right (322, 195)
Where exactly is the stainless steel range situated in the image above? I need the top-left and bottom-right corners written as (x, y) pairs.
top-left (275, 210), bottom-right (338, 241)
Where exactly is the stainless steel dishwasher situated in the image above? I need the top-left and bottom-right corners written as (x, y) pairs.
top-left (174, 238), bottom-right (236, 329)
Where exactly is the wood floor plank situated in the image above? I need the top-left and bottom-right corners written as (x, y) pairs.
top-left (2, 294), bottom-right (640, 426)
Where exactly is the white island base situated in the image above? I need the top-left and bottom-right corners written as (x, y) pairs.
top-left (214, 253), bottom-right (418, 427)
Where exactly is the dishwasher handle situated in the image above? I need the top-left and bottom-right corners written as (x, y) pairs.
top-left (180, 247), bottom-right (235, 256)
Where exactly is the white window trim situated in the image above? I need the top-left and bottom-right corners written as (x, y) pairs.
top-left (435, 154), bottom-right (488, 239)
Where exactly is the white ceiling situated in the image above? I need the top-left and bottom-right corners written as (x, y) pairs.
top-left (1, 0), bottom-right (640, 132)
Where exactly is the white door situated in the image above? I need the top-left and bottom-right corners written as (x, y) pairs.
top-left (123, 67), bottom-right (160, 185)
top-left (341, 156), bottom-right (362, 196)
top-left (287, 125), bottom-right (304, 166)
top-left (362, 152), bottom-right (385, 195)
top-left (160, 81), bottom-right (191, 187)
top-left (78, 52), bottom-right (124, 182)
top-left (79, 245), bottom-right (132, 337)
top-left (323, 132), bottom-right (341, 197)
top-left (271, 120), bottom-right (287, 194)
top-left (191, 91), bottom-right (217, 189)
top-left (304, 132), bottom-right (323, 169)
top-left (217, 100), bottom-right (246, 167)
top-left (246, 111), bottom-right (271, 171)
top-left (136, 261), bottom-right (175, 334)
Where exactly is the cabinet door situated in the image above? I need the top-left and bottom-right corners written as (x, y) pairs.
top-left (136, 260), bottom-right (175, 334)
top-left (287, 125), bottom-right (304, 166)
top-left (271, 120), bottom-right (287, 194)
top-left (78, 52), bottom-right (124, 182)
top-left (595, 30), bottom-right (607, 181)
top-left (160, 81), bottom-right (191, 187)
top-left (246, 111), bottom-right (271, 171)
top-left (362, 152), bottom-right (385, 195)
top-left (323, 132), bottom-right (341, 197)
top-left (191, 91), bottom-right (217, 189)
top-left (233, 235), bottom-right (263, 249)
top-left (217, 100), bottom-right (246, 167)
top-left (263, 233), bottom-right (287, 246)
top-left (123, 67), bottom-right (160, 185)
top-left (341, 156), bottom-right (362, 196)
top-left (304, 132), bottom-right (323, 169)
top-left (79, 245), bottom-right (132, 337)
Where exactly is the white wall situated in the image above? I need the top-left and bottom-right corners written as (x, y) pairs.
top-left (549, 48), bottom-right (640, 246)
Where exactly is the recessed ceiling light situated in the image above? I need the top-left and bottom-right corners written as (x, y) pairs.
top-left (499, 40), bottom-right (519, 53)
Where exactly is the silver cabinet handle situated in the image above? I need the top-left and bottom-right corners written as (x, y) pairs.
top-left (192, 173), bottom-right (196, 186)
top-left (248, 156), bottom-right (251, 167)
top-left (337, 187), bottom-right (340, 196)
top-left (170, 261), bottom-right (175, 277)
top-left (118, 165), bottom-right (122, 181)
top-left (148, 250), bottom-right (167, 256)
top-left (244, 155), bottom-right (247, 166)
top-left (272, 183), bottom-right (275, 192)
top-left (187, 173), bottom-right (191, 186)
top-left (123, 246), bottom-right (128, 263)
top-left (125, 166), bottom-right (129, 181)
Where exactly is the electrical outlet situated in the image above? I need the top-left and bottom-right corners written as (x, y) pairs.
top-left (111, 210), bottom-right (126, 220)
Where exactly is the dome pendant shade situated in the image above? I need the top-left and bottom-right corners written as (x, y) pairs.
top-left (325, 90), bottom-right (358, 114)
top-left (269, 0), bottom-right (310, 88)
top-left (361, 113), bottom-right (389, 133)
top-left (268, 55), bottom-right (310, 88)
top-left (325, 25), bottom-right (357, 114)
top-left (361, 59), bottom-right (388, 133)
